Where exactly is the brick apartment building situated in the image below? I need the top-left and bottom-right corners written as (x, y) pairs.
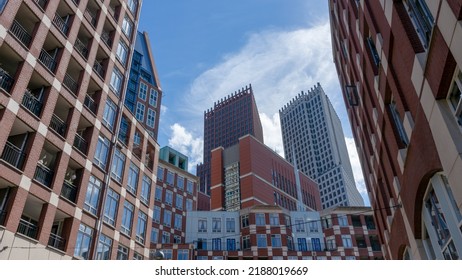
top-left (329, 0), bottom-right (462, 259)
top-left (0, 0), bottom-right (162, 260)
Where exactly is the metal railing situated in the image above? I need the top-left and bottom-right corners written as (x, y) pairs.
top-left (73, 133), bottom-right (88, 154)
top-left (21, 90), bottom-right (43, 116)
top-left (34, 163), bottom-right (54, 188)
top-left (34, 0), bottom-right (48, 11)
top-left (101, 31), bottom-right (112, 48)
top-left (1, 141), bottom-right (26, 169)
top-left (71, 0), bottom-right (80, 6)
top-left (48, 232), bottom-right (66, 251)
top-left (84, 8), bottom-right (97, 27)
top-left (0, 68), bottom-right (14, 93)
top-left (38, 49), bottom-right (57, 73)
top-left (61, 181), bottom-right (77, 202)
top-left (50, 114), bottom-right (67, 137)
top-left (108, 5), bottom-right (118, 20)
top-left (93, 60), bottom-right (105, 78)
top-left (9, 20), bottom-right (32, 47)
top-left (52, 14), bottom-right (69, 36)
top-left (63, 73), bottom-right (78, 95)
top-left (74, 37), bottom-right (89, 59)
top-left (17, 219), bottom-right (38, 239)
top-left (84, 94), bottom-right (97, 114)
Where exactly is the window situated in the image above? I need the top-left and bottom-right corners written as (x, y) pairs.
top-left (295, 218), bottom-right (305, 232)
top-left (121, 201), bottom-right (134, 236)
top-left (197, 238), bottom-right (207, 250)
top-left (212, 238), bottom-right (221, 250)
top-left (163, 249), bottom-right (173, 260)
top-left (103, 188), bottom-right (119, 226)
top-left (74, 223), bottom-right (93, 259)
top-left (309, 221), bottom-right (319, 232)
top-left (186, 199), bottom-right (193, 211)
top-left (146, 109), bottom-right (156, 128)
top-left (257, 234), bottom-right (267, 248)
top-left (163, 210), bottom-right (172, 227)
top-left (241, 214), bottom-right (249, 228)
top-left (135, 102), bottom-right (145, 121)
top-left (94, 135), bottom-right (110, 169)
top-left (338, 215), bottom-right (348, 226)
top-left (96, 234), bottom-right (112, 260)
top-left (153, 205), bottom-right (161, 223)
top-left (111, 149), bottom-right (125, 183)
top-left (138, 82), bottom-right (147, 100)
top-left (311, 238), bottom-right (322, 251)
top-left (166, 171), bottom-right (174, 185)
top-left (186, 180), bottom-right (194, 194)
top-left (287, 236), bottom-right (294, 250)
top-left (117, 245), bottom-right (129, 260)
top-left (157, 167), bottom-right (164, 181)
top-left (227, 239), bottom-right (236, 251)
top-left (404, 0), bottom-right (434, 49)
top-left (271, 234), bottom-right (282, 248)
top-left (327, 238), bottom-right (337, 250)
top-left (136, 211), bottom-right (147, 244)
top-left (342, 235), bottom-right (353, 248)
top-left (198, 219), bottom-right (207, 232)
top-left (149, 88), bottom-right (158, 107)
top-left (110, 67), bottom-right (123, 95)
top-left (351, 215), bottom-right (362, 227)
top-left (175, 195), bottom-right (183, 210)
top-left (448, 70), bottom-right (462, 126)
top-left (155, 186), bottom-right (162, 201)
top-left (133, 252), bottom-right (143, 260)
top-left (174, 214), bottom-right (182, 230)
top-left (162, 231), bottom-right (170, 244)
top-left (176, 176), bottom-right (184, 190)
top-left (127, 0), bottom-right (138, 15)
top-left (84, 175), bottom-right (102, 215)
top-left (297, 238), bottom-right (308, 251)
top-left (212, 218), bottom-right (221, 233)
top-left (102, 98), bottom-right (117, 130)
top-left (242, 235), bottom-right (251, 250)
top-left (0, 0), bottom-right (7, 14)
top-left (389, 100), bottom-right (409, 147)
top-left (366, 36), bottom-right (380, 67)
top-left (177, 249), bottom-right (189, 260)
top-left (174, 235), bottom-right (181, 244)
top-left (127, 163), bottom-right (139, 195)
top-left (256, 213), bottom-right (265, 226)
top-left (116, 40), bottom-right (129, 65)
top-left (226, 218), bottom-right (235, 233)
top-left (121, 15), bottom-right (133, 38)
top-left (269, 213), bottom-right (279, 226)
top-left (140, 175), bottom-right (151, 205)
top-left (165, 190), bottom-right (173, 206)
top-left (150, 228), bottom-right (158, 243)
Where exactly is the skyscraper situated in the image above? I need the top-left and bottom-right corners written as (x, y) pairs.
top-left (329, 0), bottom-right (462, 259)
top-left (279, 83), bottom-right (364, 209)
top-left (0, 0), bottom-right (160, 260)
top-left (197, 85), bottom-right (264, 197)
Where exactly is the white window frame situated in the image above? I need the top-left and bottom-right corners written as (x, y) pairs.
top-left (448, 69), bottom-right (462, 126)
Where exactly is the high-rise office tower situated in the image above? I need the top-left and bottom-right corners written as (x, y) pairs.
top-left (197, 85), bottom-right (264, 198)
top-left (329, 0), bottom-right (462, 259)
top-left (0, 0), bottom-right (161, 260)
top-left (280, 84), bottom-right (364, 209)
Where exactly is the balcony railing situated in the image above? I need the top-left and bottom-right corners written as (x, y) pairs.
top-left (0, 68), bottom-right (14, 93)
top-left (34, 163), bottom-right (54, 188)
top-left (48, 232), bottom-right (66, 251)
top-left (39, 49), bottom-right (57, 73)
top-left (50, 114), bottom-right (67, 137)
top-left (17, 219), bottom-right (38, 239)
top-left (34, 0), bottom-right (48, 11)
top-left (108, 5), bottom-right (118, 21)
top-left (1, 141), bottom-right (26, 169)
top-left (63, 73), bottom-right (78, 95)
top-left (0, 209), bottom-right (6, 226)
top-left (74, 37), bottom-right (89, 59)
top-left (93, 60), bottom-right (105, 78)
top-left (84, 9), bottom-right (97, 27)
top-left (52, 14), bottom-right (69, 36)
top-left (9, 20), bottom-right (32, 47)
top-left (84, 94), bottom-right (97, 114)
top-left (61, 181), bottom-right (77, 203)
top-left (21, 90), bottom-right (43, 117)
top-left (101, 31), bottom-right (112, 48)
top-left (71, 0), bottom-right (80, 6)
top-left (73, 133), bottom-right (88, 154)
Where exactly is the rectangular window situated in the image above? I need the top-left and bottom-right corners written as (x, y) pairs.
top-left (147, 108), bottom-right (156, 128)
top-left (140, 175), bottom-right (151, 205)
top-left (133, 252), bottom-right (143, 260)
top-left (127, 163), bottom-right (139, 195)
top-left (186, 180), bottom-right (194, 194)
top-left (226, 218), bottom-right (235, 233)
top-left (241, 214), bottom-right (249, 228)
top-left (186, 198), bottom-right (193, 211)
top-left (103, 188), bottom-right (119, 226)
top-left (102, 98), bottom-right (117, 130)
top-left (110, 67), bottom-right (123, 95)
top-left (135, 211), bottom-right (147, 244)
top-left (157, 167), bottom-right (164, 181)
top-left (153, 205), bottom-right (161, 223)
top-left (212, 238), bottom-right (222, 250)
top-left (197, 238), bottom-right (207, 250)
top-left (242, 235), bottom-right (251, 250)
top-left (111, 149), bottom-right (125, 183)
top-left (127, 0), bottom-right (138, 15)
top-left (227, 239), bottom-right (236, 251)
top-left (295, 218), bottom-right (305, 232)
top-left (312, 238), bottom-right (322, 251)
top-left (389, 100), bottom-right (409, 147)
top-left (74, 223), bottom-right (93, 259)
top-left (135, 102), bottom-right (145, 121)
top-left (198, 218), bottom-right (207, 232)
top-left (269, 213), bottom-right (279, 226)
top-left (338, 215), bottom-right (348, 226)
top-left (174, 235), bottom-right (181, 244)
top-left (138, 82), bottom-right (147, 100)
top-left (165, 190), bottom-right (173, 206)
top-left (176, 176), bottom-right (184, 190)
top-left (342, 235), bottom-right (353, 248)
top-left (174, 214), bottom-right (182, 230)
top-left (121, 15), bottom-right (133, 38)
top-left (117, 245), bottom-right (129, 260)
top-left (297, 238), bottom-right (308, 251)
top-left (150, 228), bottom-right (158, 243)
top-left (175, 195), bottom-right (183, 210)
top-left (94, 135), bottom-right (110, 169)
top-left (84, 175), bottom-right (102, 215)
top-left (404, 0), bottom-right (434, 49)
top-left (162, 231), bottom-right (170, 244)
top-left (121, 201), bottom-right (134, 236)
top-left (116, 40), bottom-right (129, 65)
top-left (212, 217), bottom-right (221, 233)
top-left (257, 234), bottom-right (267, 248)
top-left (155, 185), bottom-right (162, 201)
top-left (366, 36), bottom-right (380, 68)
top-left (166, 171), bottom-right (174, 185)
top-left (448, 70), bottom-right (462, 126)
top-left (96, 234), bottom-right (112, 260)
top-left (256, 213), bottom-right (265, 226)
top-left (309, 221), bottom-right (319, 232)
top-left (163, 249), bottom-right (173, 260)
top-left (271, 234), bottom-right (282, 248)
top-left (0, 0), bottom-right (7, 14)
top-left (163, 210), bottom-right (171, 227)
top-left (177, 249), bottom-right (189, 260)
top-left (149, 88), bottom-right (158, 107)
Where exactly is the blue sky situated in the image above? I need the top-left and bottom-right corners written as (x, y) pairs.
top-left (138, 1), bottom-right (370, 205)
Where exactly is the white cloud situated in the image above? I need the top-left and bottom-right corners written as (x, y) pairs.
top-left (168, 123), bottom-right (203, 173)
top-left (345, 137), bottom-right (371, 206)
top-left (260, 113), bottom-right (284, 157)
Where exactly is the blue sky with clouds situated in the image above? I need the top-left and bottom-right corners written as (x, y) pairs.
top-left (138, 1), bottom-right (370, 205)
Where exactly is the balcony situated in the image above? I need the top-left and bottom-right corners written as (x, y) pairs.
top-left (93, 60), bottom-right (105, 79)
top-left (101, 31), bottom-right (112, 49)
top-left (1, 141), bottom-right (26, 169)
top-left (73, 133), bottom-right (87, 154)
top-left (74, 37), bottom-right (89, 59)
top-left (17, 218), bottom-right (38, 239)
top-left (0, 67), bottom-right (14, 93)
top-left (34, 163), bottom-right (54, 188)
top-left (34, 0), bottom-right (48, 11)
top-left (84, 94), bottom-right (97, 114)
top-left (0, 209), bottom-right (6, 226)
top-left (108, 5), bottom-right (118, 21)
top-left (49, 114), bottom-right (67, 137)
top-left (38, 49), bottom-right (57, 73)
top-left (84, 8), bottom-right (97, 27)
top-left (21, 89), bottom-right (43, 117)
top-left (63, 73), bottom-right (78, 95)
top-left (61, 180), bottom-right (77, 203)
top-left (48, 232), bottom-right (66, 251)
top-left (9, 20), bottom-right (32, 47)
top-left (52, 14), bottom-right (70, 36)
